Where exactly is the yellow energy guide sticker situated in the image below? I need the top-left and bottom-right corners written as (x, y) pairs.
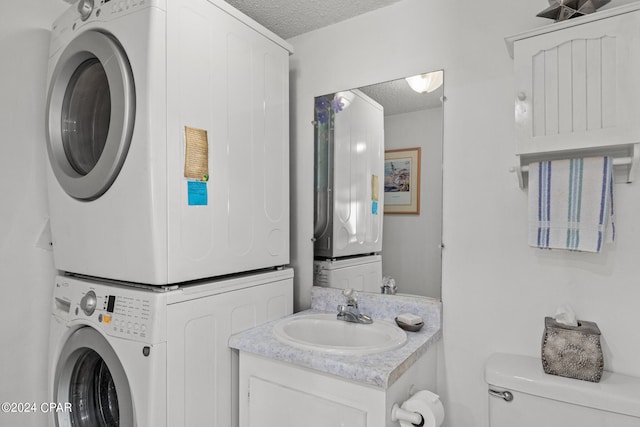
top-left (372, 174), bottom-right (379, 202)
top-left (184, 126), bottom-right (209, 180)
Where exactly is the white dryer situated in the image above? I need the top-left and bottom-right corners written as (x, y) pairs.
top-left (45, 0), bottom-right (292, 285)
top-left (49, 269), bottom-right (293, 427)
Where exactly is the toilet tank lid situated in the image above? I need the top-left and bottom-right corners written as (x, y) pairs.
top-left (484, 353), bottom-right (640, 418)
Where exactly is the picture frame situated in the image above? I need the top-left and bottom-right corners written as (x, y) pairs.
top-left (384, 147), bottom-right (421, 214)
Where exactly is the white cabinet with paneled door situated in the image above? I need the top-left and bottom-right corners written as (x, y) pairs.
top-left (506, 4), bottom-right (640, 156)
top-left (237, 345), bottom-right (438, 427)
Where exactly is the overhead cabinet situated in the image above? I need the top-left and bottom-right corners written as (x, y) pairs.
top-left (506, 4), bottom-right (640, 157)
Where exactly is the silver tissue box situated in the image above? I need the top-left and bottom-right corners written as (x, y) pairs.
top-left (541, 317), bottom-right (603, 383)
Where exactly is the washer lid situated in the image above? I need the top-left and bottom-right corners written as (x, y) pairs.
top-left (485, 353), bottom-right (640, 418)
top-left (46, 30), bottom-right (135, 201)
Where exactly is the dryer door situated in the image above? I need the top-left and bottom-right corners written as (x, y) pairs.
top-left (53, 327), bottom-right (134, 427)
top-left (46, 30), bottom-right (135, 201)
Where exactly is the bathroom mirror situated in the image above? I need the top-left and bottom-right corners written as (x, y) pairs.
top-left (313, 71), bottom-right (444, 299)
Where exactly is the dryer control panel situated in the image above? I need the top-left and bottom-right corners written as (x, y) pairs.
top-left (52, 275), bottom-right (168, 344)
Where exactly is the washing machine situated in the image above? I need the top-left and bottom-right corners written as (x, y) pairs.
top-left (45, 0), bottom-right (293, 285)
top-left (49, 269), bottom-right (293, 426)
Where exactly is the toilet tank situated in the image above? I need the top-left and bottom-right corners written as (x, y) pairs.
top-left (485, 353), bottom-right (640, 427)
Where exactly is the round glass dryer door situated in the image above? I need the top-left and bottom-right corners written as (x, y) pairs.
top-left (53, 327), bottom-right (134, 427)
top-left (46, 30), bottom-right (135, 200)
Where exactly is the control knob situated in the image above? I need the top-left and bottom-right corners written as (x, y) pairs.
top-left (77, 0), bottom-right (94, 21)
top-left (80, 290), bottom-right (97, 316)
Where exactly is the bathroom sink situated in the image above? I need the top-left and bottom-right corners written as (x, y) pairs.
top-left (272, 313), bottom-right (407, 355)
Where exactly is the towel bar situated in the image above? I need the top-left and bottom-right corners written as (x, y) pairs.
top-left (510, 144), bottom-right (640, 189)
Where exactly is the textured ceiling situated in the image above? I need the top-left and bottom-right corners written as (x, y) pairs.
top-left (359, 76), bottom-right (444, 116)
top-left (223, 0), bottom-right (405, 39)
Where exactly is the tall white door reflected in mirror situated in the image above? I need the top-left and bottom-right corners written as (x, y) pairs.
top-left (313, 89), bottom-right (385, 293)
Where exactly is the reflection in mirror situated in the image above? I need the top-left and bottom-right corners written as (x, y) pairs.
top-left (313, 71), bottom-right (444, 299)
top-left (313, 88), bottom-right (385, 295)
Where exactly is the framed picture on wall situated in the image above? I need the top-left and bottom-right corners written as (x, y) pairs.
top-left (384, 147), bottom-right (421, 214)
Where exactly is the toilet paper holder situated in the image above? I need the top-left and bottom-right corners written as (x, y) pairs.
top-left (391, 389), bottom-right (445, 427)
top-left (391, 403), bottom-right (424, 426)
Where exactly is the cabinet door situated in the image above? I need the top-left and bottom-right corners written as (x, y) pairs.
top-left (248, 376), bottom-right (367, 427)
top-left (513, 10), bottom-right (640, 155)
top-left (166, 278), bottom-right (293, 427)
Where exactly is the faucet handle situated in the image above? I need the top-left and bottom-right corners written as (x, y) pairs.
top-left (342, 288), bottom-right (358, 306)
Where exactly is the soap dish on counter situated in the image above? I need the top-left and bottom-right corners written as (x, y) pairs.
top-left (395, 318), bottom-right (424, 332)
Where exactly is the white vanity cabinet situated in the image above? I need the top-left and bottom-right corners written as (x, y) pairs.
top-left (238, 347), bottom-right (438, 427)
top-left (506, 4), bottom-right (640, 157)
top-left (231, 288), bottom-right (443, 427)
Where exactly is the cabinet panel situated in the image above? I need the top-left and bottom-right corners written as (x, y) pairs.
top-left (512, 9), bottom-right (640, 155)
top-left (166, 278), bottom-right (293, 427)
top-left (248, 376), bottom-right (367, 427)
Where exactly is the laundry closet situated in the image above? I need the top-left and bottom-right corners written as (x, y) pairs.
top-left (44, 0), bottom-right (293, 425)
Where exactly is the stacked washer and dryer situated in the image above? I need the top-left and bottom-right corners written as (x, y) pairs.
top-left (44, 0), bottom-right (293, 426)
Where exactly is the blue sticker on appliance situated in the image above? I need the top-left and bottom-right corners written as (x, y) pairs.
top-left (372, 201), bottom-right (378, 215)
top-left (188, 181), bottom-right (208, 206)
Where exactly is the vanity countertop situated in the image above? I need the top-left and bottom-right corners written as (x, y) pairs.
top-left (228, 286), bottom-right (442, 389)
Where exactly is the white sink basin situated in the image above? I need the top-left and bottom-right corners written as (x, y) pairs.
top-left (272, 313), bottom-right (407, 355)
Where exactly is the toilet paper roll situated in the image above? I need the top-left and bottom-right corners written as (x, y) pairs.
top-left (399, 390), bottom-right (445, 427)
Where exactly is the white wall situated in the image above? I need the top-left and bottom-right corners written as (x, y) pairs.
top-left (0, 1), bottom-right (67, 425)
top-left (288, 0), bottom-right (640, 426)
top-left (382, 108), bottom-right (443, 298)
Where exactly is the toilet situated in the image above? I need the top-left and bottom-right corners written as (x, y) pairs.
top-left (485, 353), bottom-right (640, 427)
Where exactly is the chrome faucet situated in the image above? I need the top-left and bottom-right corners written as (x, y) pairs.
top-left (337, 289), bottom-right (373, 324)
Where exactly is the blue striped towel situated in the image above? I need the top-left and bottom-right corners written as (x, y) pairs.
top-left (528, 157), bottom-right (615, 253)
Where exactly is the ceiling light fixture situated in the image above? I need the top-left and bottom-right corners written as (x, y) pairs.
top-left (334, 91), bottom-right (356, 110)
top-left (405, 70), bottom-right (443, 94)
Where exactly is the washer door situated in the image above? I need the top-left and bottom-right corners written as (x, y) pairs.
top-left (46, 30), bottom-right (135, 201)
top-left (53, 327), bottom-right (134, 427)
